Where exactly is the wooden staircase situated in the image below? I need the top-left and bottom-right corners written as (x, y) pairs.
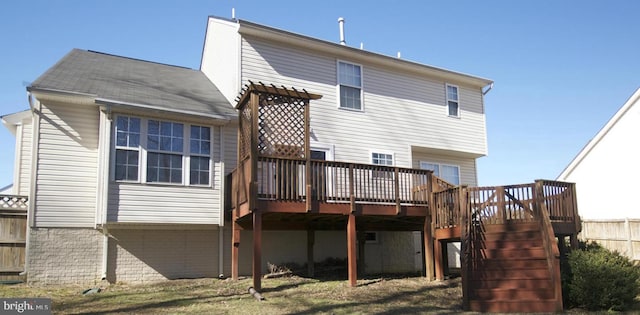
top-left (466, 221), bottom-right (563, 313)
top-left (432, 180), bottom-right (577, 313)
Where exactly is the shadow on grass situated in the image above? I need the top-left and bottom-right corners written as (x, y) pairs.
top-left (280, 283), bottom-right (463, 315)
top-left (56, 287), bottom-right (243, 315)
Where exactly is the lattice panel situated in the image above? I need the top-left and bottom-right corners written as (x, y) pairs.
top-left (239, 105), bottom-right (252, 160)
top-left (257, 94), bottom-right (306, 159)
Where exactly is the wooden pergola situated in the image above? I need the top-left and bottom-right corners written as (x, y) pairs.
top-left (229, 82), bottom-right (436, 290)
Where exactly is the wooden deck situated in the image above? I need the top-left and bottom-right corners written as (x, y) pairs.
top-left (225, 82), bottom-right (581, 311)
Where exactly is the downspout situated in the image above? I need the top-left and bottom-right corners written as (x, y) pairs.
top-left (218, 126), bottom-right (225, 277)
top-left (22, 92), bottom-right (40, 276)
top-left (100, 106), bottom-right (112, 280)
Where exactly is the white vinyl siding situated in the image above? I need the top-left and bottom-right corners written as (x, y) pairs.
top-left (107, 183), bottom-right (221, 224)
top-left (240, 37), bottom-right (487, 170)
top-left (34, 101), bottom-right (99, 227)
top-left (18, 121), bottom-right (33, 195)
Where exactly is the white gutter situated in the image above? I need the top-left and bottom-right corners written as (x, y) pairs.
top-left (22, 92), bottom-right (40, 276)
top-left (101, 227), bottom-right (109, 280)
top-left (95, 98), bottom-right (235, 122)
top-left (99, 107), bottom-right (113, 280)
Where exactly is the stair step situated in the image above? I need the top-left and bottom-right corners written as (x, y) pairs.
top-left (477, 247), bottom-right (547, 259)
top-left (469, 299), bottom-right (561, 313)
top-left (470, 267), bottom-right (550, 280)
top-left (479, 222), bottom-right (539, 233)
top-left (476, 258), bottom-right (548, 269)
top-left (473, 238), bottom-right (543, 249)
top-left (470, 278), bottom-right (554, 290)
top-left (472, 288), bottom-right (555, 300)
top-left (473, 230), bottom-right (542, 241)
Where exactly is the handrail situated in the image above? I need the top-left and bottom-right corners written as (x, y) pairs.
top-left (534, 180), bottom-right (563, 310)
top-left (458, 186), bottom-right (471, 310)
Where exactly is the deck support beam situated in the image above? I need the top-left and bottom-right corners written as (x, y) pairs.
top-left (424, 216), bottom-right (434, 281)
top-left (253, 210), bottom-right (262, 291)
top-left (347, 213), bottom-right (357, 287)
top-left (231, 212), bottom-right (240, 281)
top-left (307, 229), bottom-right (315, 277)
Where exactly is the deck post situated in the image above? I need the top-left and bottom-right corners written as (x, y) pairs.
top-left (347, 213), bottom-right (357, 287)
top-left (569, 233), bottom-right (579, 250)
top-left (424, 215), bottom-right (434, 281)
top-left (252, 209), bottom-right (262, 291)
top-left (307, 229), bottom-right (315, 277)
top-left (231, 215), bottom-right (240, 281)
top-left (434, 239), bottom-right (444, 280)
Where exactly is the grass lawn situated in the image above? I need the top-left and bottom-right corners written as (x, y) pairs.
top-left (0, 276), bottom-right (466, 314)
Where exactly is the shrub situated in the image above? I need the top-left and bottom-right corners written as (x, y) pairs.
top-left (563, 242), bottom-right (640, 311)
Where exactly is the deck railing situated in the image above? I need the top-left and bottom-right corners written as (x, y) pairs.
top-left (230, 157), bottom-right (433, 211)
top-left (432, 180), bottom-right (578, 230)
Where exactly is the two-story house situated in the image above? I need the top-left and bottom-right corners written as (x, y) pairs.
top-left (3, 16), bottom-right (493, 285)
top-left (200, 16), bottom-right (493, 285)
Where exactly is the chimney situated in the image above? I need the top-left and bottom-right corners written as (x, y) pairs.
top-left (338, 17), bottom-right (346, 45)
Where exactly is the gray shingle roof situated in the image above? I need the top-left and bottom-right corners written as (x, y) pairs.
top-left (29, 49), bottom-right (236, 119)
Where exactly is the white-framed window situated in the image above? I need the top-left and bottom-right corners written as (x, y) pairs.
top-left (337, 61), bottom-right (362, 110)
top-left (446, 84), bottom-right (459, 117)
top-left (420, 161), bottom-right (460, 185)
top-left (189, 126), bottom-right (211, 185)
top-left (113, 115), bottom-right (212, 186)
top-left (114, 116), bottom-right (141, 181)
top-left (147, 120), bottom-right (184, 184)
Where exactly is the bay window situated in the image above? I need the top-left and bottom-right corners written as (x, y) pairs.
top-left (113, 115), bottom-right (212, 186)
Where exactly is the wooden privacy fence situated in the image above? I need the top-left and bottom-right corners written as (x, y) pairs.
top-left (0, 195), bottom-right (27, 281)
top-left (580, 219), bottom-right (640, 261)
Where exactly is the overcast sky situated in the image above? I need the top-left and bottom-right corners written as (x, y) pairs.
top-left (1, 0), bottom-right (638, 188)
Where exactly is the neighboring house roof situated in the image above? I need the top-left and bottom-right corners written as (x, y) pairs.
top-left (558, 87), bottom-right (640, 180)
top-left (28, 49), bottom-right (236, 120)
top-left (0, 184), bottom-right (12, 195)
top-left (1, 110), bottom-right (31, 136)
top-left (224, 17), bottom-right (493, 89)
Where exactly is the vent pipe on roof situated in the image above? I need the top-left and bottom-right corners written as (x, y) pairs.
top-left (338, 17), bottom-right (346, 45)
top-left (397, 51), bottom-right (401, 58)
top-left (232, 8), bottom-right (236, 19)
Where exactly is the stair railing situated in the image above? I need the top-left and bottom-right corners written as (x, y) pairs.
top-left (533, 180), bottom-right (564, 312)
top-left (459, 186), bottom-right (471, 311)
